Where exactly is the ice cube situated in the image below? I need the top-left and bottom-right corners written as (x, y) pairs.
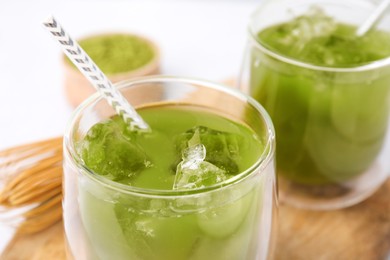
top-left (174, 126), bottom-right (240, 175)
top-left (173, 127), bottom-right (231, 191)
top-left (78, 118), bottom-right (150, 181)
top-left (181, 143), bottom-right (206, 169)
top-left (294, 7), bottom-right (336, 40)
top-left (280, 6), bottom-right (337, 56)
top-left (173, 144), bottom-right (228, 190)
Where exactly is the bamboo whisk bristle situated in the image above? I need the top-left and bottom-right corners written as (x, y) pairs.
top-left (0, 137), bottom-right (63, 234)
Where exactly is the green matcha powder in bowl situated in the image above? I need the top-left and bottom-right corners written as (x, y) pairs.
top-left (63, 33), bottom-right (160, 107)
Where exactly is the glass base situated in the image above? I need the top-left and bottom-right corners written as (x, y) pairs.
top-left (278, 163), bottom-right (389, 210)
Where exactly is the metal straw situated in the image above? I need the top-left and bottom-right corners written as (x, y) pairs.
top-left (356, 0), bottom-right (390, 37)
top-left (42, 16), bottom-right (150, 132)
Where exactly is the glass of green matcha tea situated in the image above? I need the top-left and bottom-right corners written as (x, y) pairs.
top-left (63, 76), bottom-right (277, 260)
top-left (241, 0), bottom-right (390, 209)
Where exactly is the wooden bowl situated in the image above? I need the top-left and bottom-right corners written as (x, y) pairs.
top-left (63, 33), bottom-right (160, 107)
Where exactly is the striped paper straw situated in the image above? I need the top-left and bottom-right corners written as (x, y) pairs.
top-left (42, 16), bottom-right (150, 132)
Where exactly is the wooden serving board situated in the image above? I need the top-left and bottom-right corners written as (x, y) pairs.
top-left (2, 178), bottom-right (389, 260)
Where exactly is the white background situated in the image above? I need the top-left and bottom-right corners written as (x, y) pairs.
top-left (0, 0), bottom-right (260, 254)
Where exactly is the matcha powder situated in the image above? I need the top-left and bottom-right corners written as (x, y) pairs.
top-left (68, 34), bottom-right (155, 75)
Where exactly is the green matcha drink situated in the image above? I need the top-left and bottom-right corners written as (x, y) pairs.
top-left (246, 2), bottom-right (390, 208)
top-left (63, 78), bottom-right (276, 260)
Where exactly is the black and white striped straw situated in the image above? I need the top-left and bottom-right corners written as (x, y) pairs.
top-left (42, 16), bottom-right (150, 132)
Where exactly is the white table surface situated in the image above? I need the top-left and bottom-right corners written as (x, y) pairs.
top-left (0, 0), bottom-right (260, 254)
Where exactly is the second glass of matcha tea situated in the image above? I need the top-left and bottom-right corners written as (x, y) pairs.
top-left (242, 0), bottom-right (390, 209)
top-left (63, 76), bottom-right (277, 260)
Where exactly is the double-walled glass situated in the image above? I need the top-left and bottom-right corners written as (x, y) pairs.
top-left (241, 0), bottom-right (390, 209)
top-left (63, 76), bottom-right (277, 260)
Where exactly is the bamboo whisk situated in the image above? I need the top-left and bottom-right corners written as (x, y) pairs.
top-left (0, 137), bottom-right (63, 234)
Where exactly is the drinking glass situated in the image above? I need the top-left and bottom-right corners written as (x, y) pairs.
top-left (63, 76), bottom-right (277, 260)
top-left (241, 0), bottom-right (390, 209)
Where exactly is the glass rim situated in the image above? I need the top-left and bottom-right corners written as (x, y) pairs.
top-left (64, 75), bottom-right (276, 198)
top-left (247, 0), bottom-right (390, 73)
